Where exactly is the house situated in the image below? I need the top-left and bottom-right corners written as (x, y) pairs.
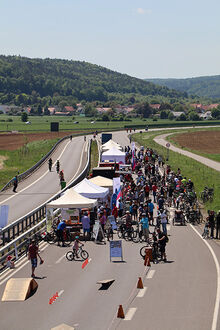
top-left (64, 106), bottom-right (75, 113)
top-left (171, 111), bottom-right (185, 118)
top-left (150, 104), bottom-right (161, 110)
top-left (96, 107), bottom-right (112, 113)
top-left (0, 105), bottom-right (11, 114)
top-left (199, 111), bottom-right (212, 120)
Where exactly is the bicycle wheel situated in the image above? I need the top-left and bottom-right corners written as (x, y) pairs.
top-left (45, 232), bottom-right (56, 245)
top-left (66, 251), bottom-right (74, 261)
top-left (81, 250), bottom-right (89, 260)
top-left (140, 245), bottom-right (148, 258)
top-left (117, 230), bottom-right (123, 239)
top-left (132, 231), bottom-right (139, 243)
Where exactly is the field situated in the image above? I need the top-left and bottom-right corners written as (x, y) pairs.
top-left (133, 129), bottom-right (220, 212)
top-left (169, 130), bottom-right (220, 162)
top-left (0, 114), bottom-right (220, 133)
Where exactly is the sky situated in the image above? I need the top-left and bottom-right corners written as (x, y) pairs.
top-left (0, 0), bottom-right (220, 79)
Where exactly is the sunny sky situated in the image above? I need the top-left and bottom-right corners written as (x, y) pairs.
top-left (0, 0), bottom-right (220, 79)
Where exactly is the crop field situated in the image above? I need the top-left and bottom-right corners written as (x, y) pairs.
top-left (168, 129), bottom-right (220, 162)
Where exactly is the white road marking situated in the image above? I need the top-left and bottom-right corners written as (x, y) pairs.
top-left (146, 270), bottom-right (155, 279)
top-left (0, 242), bottom-right (49, 286)
top-left (137, 287), bottom-right (147, 298)
top-left (58, 289), bottom-right (64, 297)
top-left (0, 140), bottom-right (71, 204)
top-left (190, 224), bottom-right (220, 330)
top-left (124, 307), bottom-right (137, 321)
top-left (55, 254), bottom-right (66, 264)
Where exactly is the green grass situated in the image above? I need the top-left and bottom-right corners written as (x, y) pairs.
top-left (166, 128), bottom-right (220, 163)
top-left (0, 139), bottom-right (59, 189)
top-left (133, 131), bottom-right (220, 212)
top-left (89, 140), bottom-right (99, 175)
top-left (1, 114), bottom-right (220, 133)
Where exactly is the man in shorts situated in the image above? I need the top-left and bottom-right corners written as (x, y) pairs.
top-left (28, 240), bottom-right (43, 278)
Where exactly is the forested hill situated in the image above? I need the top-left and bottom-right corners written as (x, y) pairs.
top-left (0, 55), bottom-right (186, 105)
top-left (145, 76), bottom-right (220, 99)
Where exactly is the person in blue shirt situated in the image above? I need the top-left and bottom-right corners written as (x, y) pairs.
top-left (140, 213), bottom-right (149, 242)
top-left (56, 220), bottom-right (66, 246)
top-left (148, 199), bottom-right (154, 226)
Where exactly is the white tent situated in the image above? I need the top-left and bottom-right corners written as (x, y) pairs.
top-left (101, 147), bottom-right (126, 164)
top-left (73, 178), bottom-right (109, 199)
top-left (89, 176), bottom-right (113, 189)
top-left (46, 189), bottom-right (97, 209)
top-left (102, 140), bottom-right (123, 151)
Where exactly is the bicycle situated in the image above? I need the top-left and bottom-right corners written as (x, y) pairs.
top-left (66, 244), bottom-right (89, 261)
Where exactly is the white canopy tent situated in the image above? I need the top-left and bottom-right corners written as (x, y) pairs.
top-left (89, 176), bottom-right (113, 189)
top-left (102, 140), bottom-right (123, 151)
top-left (101, 147), bottom-right (126, 164)
top-left (46, 188), bottom-right (97, 209)
top-left (73, 178), bottom-right (109, 199)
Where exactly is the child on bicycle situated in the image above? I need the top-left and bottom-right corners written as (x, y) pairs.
top-left (202, 222), bottom-right (209, 239)
top-left (73, 236), bottom-right (83, 258)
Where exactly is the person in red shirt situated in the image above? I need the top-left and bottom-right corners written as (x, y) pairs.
top-left (112, 203), bottom-right (118, 219)
top-left (28, 240), bottom-right (43, 278)
top-left (152, 184), bottom-right (157, 203)
top-left (145, 184), bottom-right (150, 199)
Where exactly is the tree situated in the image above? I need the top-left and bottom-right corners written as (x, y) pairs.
top-left (136, 102), bottom-right (152, 118)
top-left (102, 114), bottom-right (110, 121)
top-left (178, 113), bottom-right (187, 121)
top-left (189, 111), bottom-right (200, 121)
top-left (37, 104), bottom-right (43, 116)
top-left (21, 112), bottom-right (28, 122)
top-left (85, 104), bottom-right (97, 117)
top-left (160, 110), bottom-right (168, 119)
top-left (211, 108), bottom-right (220, 119)
top-left (168, 112), bottom-right (175, 120)
top-left (44, 106), bottom-right (50, 116)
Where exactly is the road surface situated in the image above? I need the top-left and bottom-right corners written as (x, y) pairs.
top-left (0, 129), bottom-right (219, 330)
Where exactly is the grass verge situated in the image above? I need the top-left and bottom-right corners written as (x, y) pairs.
top-left (0, 138), bottom-right (59, 189)
top-left (133, 131), bottom-right (220, 212)
top-left (89, 140), bottom-right (99, 175)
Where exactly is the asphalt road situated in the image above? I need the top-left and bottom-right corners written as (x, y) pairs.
top-left (0, 129), bottom-right (220, 330)
top-left (0, 135), bottom-right (88, 224)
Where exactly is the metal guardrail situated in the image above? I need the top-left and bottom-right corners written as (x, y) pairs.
top-left (1, 132), bottom-right (88, 192)
top-left (0, 139), bottom-right (91, 267)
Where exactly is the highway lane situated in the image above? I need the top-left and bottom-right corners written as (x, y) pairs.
top-left (0, 220), bottom-right (219, 330)
top-left (0, 136), bottom-right (88, 224)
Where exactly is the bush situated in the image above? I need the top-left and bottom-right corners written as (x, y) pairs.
top-left (153, 117), bottom-right (158, 121)
top-left (7, 118), bottom-right (13, 122)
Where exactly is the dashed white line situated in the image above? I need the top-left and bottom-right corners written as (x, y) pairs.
top-left (58, 289), bottom-right (64, 297)
top-left (137, 287), bottom-right (147, 298)
top-left (146, 270), bottom-right (155, 279)
top-left (55, 254), bottom-right (66, 264)
top-left (124, 307), bottom-right (137, 321)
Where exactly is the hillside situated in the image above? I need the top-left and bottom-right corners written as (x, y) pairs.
top-left (0, 55), bottom-right (186, 106)
top-left (146, 76), bottom-right (220, 99)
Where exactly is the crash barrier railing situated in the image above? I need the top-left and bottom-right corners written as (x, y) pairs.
top-left (0, 132), bottom-right (88, 192)
top-left (0, 139), bottom-right (91, 253)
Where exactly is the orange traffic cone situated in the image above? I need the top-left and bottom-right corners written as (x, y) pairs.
top-left (117, 305), bottom-right (125, 319)
top-left (137, 277), bottom-right (144, 289)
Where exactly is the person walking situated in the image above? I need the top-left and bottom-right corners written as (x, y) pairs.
top-left (28, 240), bottom-right (43, 278)
top-left (140, 213), bottom-right (149, 242)
top-left (12, 175), bottom-right (18, 193)
top-left (81, 211), bottom-right (90, 241)
top-left (160, 209), bottom-right (168, 235)
top-left (215, 211), bottom-right (220, 239)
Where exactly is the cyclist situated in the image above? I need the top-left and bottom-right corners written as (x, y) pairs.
top-left (48, 158), bottom-right (52, 172)
top-left (73, 236), bottom-right (83, 258)
top-left (56, 160), bottom-right (60, 174)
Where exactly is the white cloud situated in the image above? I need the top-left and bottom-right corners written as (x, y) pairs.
top-left (137, 8), bottom-right (152, 15)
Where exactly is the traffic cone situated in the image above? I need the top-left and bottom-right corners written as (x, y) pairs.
top-left (117, 305), bottom-right (125, 319)
top-left (137, 277), bottom-right (144, 289)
